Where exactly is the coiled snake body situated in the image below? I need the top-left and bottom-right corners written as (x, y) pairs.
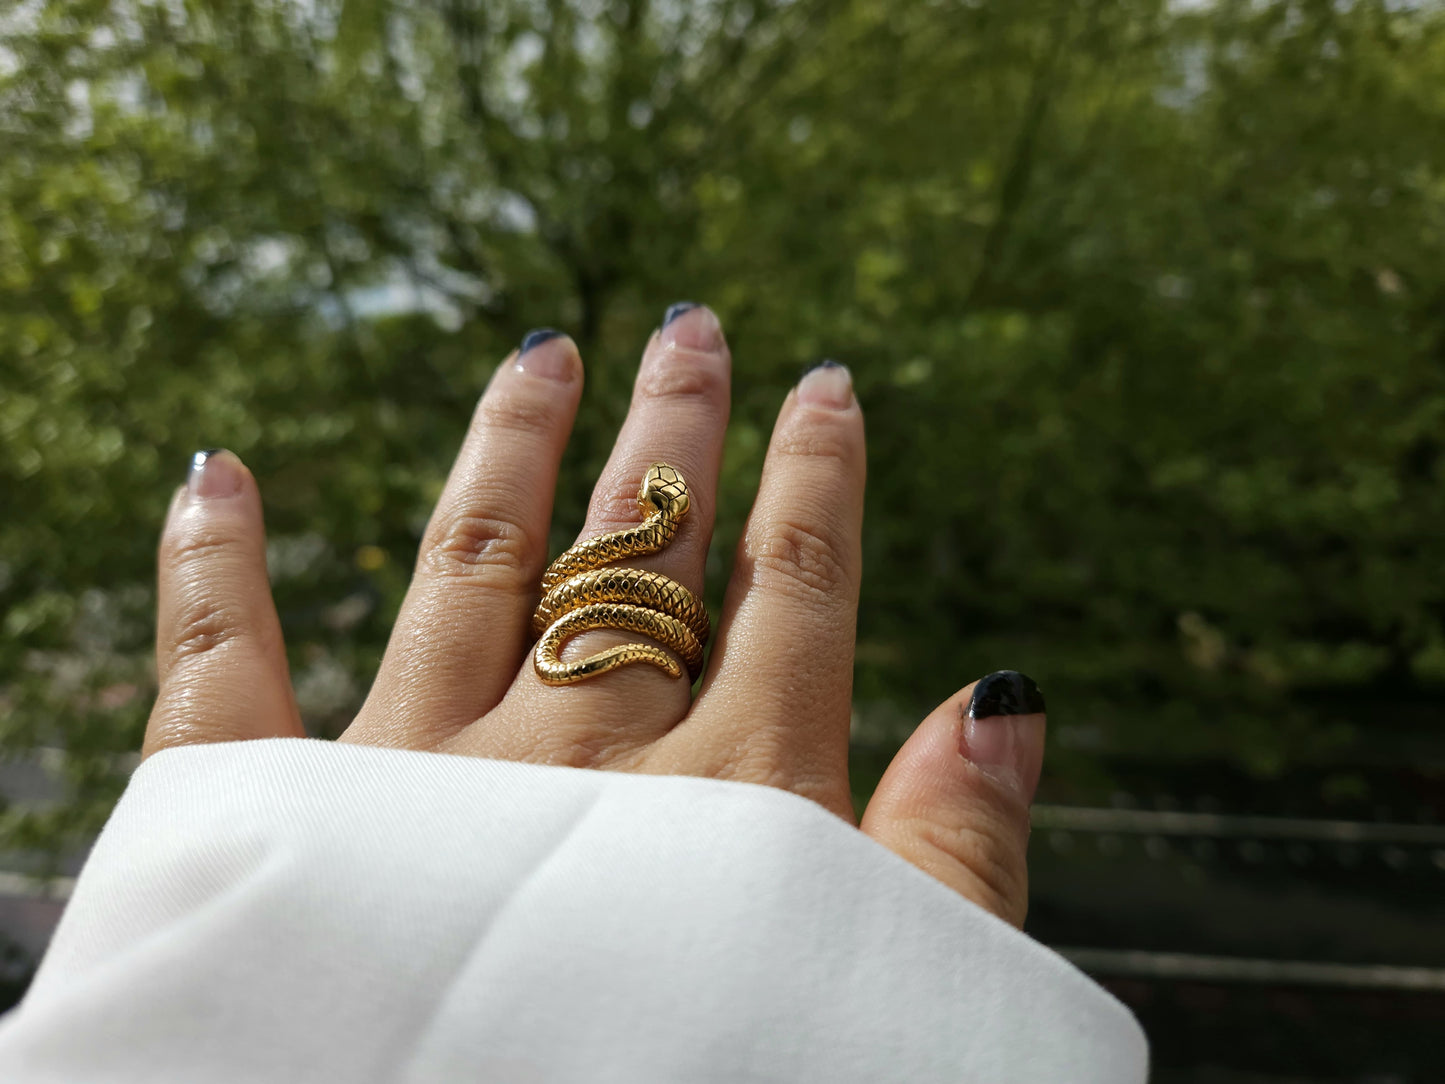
top-left (532, 464), bottom-right (709, 685)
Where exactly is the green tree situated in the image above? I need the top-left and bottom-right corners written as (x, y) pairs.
top-left (3, 0), bottom-right (1444, 863)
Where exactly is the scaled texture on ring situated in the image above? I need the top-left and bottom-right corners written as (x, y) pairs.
top-left (531, 464), bottom-right (709, 685)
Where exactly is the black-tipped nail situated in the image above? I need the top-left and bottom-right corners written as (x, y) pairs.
top-left (799, 358), bottom-right (844, 381)
top-left (519, 328), bottom-right (564, 355)
top-left (967, 671), bottom-right (1046, 719)
top-left (662, 302), bottom-right (700, 328)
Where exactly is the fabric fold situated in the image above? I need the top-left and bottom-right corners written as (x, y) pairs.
top-left (0, 739), bottom-right (1147, 1083)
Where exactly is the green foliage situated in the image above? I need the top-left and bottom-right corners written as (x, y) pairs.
top-left (3, 0), bottom-right (1444, 855)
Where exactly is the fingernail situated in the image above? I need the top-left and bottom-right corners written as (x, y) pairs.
top-left (961, 671), bottom-right (1046, 792)
top-left (662, 302), bottom-right (699, 328)
top-left (657, 302), bottom-right (724, 353)
top-left (797, 360), bottom-right (853, 409)
top-left (187, 449), bottom-right (244, 500)
top-left (514, 328), bottom-right (575, 381)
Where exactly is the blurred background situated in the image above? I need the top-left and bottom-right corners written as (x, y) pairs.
top-left (2, 0), bottom-right (1444, 1078)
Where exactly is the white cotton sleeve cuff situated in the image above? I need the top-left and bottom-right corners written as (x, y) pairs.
top-left (0, 739), bottom-right (1147, 1083)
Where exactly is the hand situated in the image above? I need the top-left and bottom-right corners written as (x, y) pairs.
top-left (145, 305), bottom-right (1046, 926)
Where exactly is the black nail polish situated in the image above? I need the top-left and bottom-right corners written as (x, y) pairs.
top-left (799, 358), bottom-right (844, 381)
top-left (519, 328), bottom-right (564, 354)
top-left (189, 449), bottom-right (223, 479)
top-left (967, 671), bottom-right (1046, 719)
top-left (662, 302), bottom-right (700, 328)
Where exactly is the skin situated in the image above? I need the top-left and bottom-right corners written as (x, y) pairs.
top-left (145, 306), bottom-right (1047, 928)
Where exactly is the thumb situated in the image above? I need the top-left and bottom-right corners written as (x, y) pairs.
top-left (146, 450), bottom-right (303, 758)
top-left (859, 671), bottom-right (1045, 927)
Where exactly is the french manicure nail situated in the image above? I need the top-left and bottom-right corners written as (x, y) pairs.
top-left (961, 670), bottom-right (1046, 791)
top-left (657, 302), bottom-right (723, 353)
top-left (514, 328), bottom-right (575, 381)
top-left (796, 360), bottom-right (853, 409)
top-left (519, 328), bottom-right (564, 355)
top-left (662, 302), bottom-right (700, 329)
top-left (187, 449), bottom-right (244, 500)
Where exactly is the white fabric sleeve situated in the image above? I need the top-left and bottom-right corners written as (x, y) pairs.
top-left (0, 739), bottom-right (1147, 1083)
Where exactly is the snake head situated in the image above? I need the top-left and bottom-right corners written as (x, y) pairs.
top-left (638, 463), bottom-right (690, 519)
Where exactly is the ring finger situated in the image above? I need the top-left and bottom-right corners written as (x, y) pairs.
top-left (452, 303), bottom-right (731, 764)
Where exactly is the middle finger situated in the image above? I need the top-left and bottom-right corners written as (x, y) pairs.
top-left (454, 303), bottom-right (731, 764)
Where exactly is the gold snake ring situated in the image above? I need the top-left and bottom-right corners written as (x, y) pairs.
top-left (532, 464), bottom-right (709, 686)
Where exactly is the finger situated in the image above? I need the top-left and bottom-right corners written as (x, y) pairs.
top-left (860, 671), bottom-right (1047, 927)
top-left (660, 361), bottom-right (864, 817)
top-left (346, 330), bottom-right (583, 747)
top-left (146, 450), bottom-right (303, 758)
top-left (459, 303), bottom-right (730, 762)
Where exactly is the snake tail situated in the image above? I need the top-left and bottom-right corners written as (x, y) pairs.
top-left (533, 604), bottom-right (699, 685)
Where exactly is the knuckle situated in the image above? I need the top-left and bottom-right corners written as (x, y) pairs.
top-left (475, 390), bottom-right (561, 436)
top-left (159, 524), bottom-right (272, 670)
top-left (753, 518), bottom-right (850, 603)
top-left (531, 726), bottom-right (641, 770)
top-left (718, 729), bottom-right (791, 789)
top-left (905, 810), bottom-right (1030, 923)
top-left (169, 594), bottom-right (250, 664)
top-left (712, 728), bottom-right (847, 804)
top-left (635, 350), bottom-right (729, 404)
top-left (162, 524), bottom-right (242, 568)
top-left (772, 422), bottom-right (861, 470)
top-left (424, 512), bottom-right (535, 583)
